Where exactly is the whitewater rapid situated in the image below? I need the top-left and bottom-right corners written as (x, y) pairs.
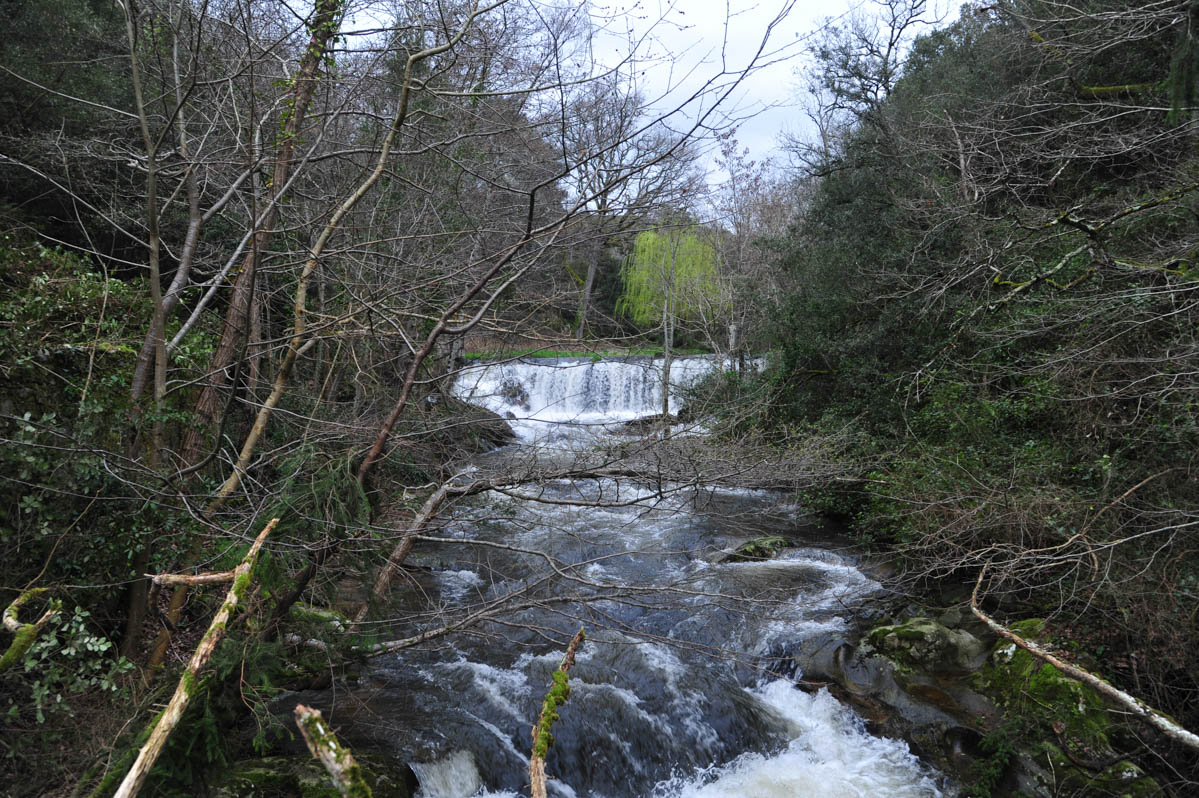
top-left (329, 356), bottom-right (944, 797)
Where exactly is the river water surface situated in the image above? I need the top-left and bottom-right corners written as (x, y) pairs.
top-left (322, 356), bottom-right (943, 798)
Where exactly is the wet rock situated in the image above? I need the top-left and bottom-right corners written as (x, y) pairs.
top-left (498, 377), bottom-right (530, 410)
top-left (943, 726), bottom-right (984, 773)
top-left (727, 536), bottom-right (789, 562)
top-left (869, 616), bottom-right (990, 674)
top-left (786, 618), bottom-right (1152, 796)
top-left (620, 412), bottom-right (678, 432)
top-left (784, 631), bottom-right (986, 768)
top-left (937, 606), bottom-right (965, 629)
top-left (438, 396), bottom-right (516, 450)
top-left (705, 535), bottom-right (793, 565)
top-left (814, 615), bottom-right (1164, 798)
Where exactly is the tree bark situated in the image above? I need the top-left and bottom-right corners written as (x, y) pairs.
top-left (294, 704), bottom-right (373, 797)
top-left (114, 519), bottom-right (276, 798)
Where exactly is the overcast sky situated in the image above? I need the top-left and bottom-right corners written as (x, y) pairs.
top-left (594, 0), bottom-right (953, 175)
top-left (343, 0), bottom-right (949, 176)
top-left (590, 0), bottom-right (862, 171)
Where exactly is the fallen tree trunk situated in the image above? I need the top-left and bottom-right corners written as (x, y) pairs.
top-left (112, 518), bottom-right (277, 798)
top-left (971, 569), bottom-right (1199, 752)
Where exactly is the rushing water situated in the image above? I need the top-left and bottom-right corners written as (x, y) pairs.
top-left (451, 355), bottom-right (726, 444)
top-left (316, 357), bottom-right (942, 798)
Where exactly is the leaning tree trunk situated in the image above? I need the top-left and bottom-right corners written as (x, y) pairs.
top-left (180, 0), bottom-right (343, 466)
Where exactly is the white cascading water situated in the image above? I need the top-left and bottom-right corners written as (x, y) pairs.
top-left (452, 356), bottom-right (725, 442)
top-left (352, 356), bottom-right (944, 797)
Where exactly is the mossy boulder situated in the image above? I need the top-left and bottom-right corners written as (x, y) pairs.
top-left (213, 755), bottom-right (415, 798)
top-left (869, 616), bottom-right (990, 674)
top-left (727, 536), bottom-right (789, 562)
top-left (1038, 745), bottom-right (1161, 798)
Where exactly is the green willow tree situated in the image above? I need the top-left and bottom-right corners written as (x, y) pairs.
top-left (618, 225), bottom-right (723, 425)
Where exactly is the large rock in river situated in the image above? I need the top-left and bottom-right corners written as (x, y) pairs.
top-left (869, 616), bottom-right (991, 674)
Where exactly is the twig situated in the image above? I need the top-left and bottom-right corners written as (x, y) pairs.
top-left (148, 569), bottom-right (239, 587)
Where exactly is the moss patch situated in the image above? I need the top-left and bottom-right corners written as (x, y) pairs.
top-left (981, 641), bottom-right (1110, 746)
top-left (971, 619), bottom-right (1161, 797)
top-left (532, 669), bottom-right (571, 759)
top-left (0, 623), bottom-right (39, 672)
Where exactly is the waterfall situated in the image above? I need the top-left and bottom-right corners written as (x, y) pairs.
top-left (452, 356), bottom-right (724, 441)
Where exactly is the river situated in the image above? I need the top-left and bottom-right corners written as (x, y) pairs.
top-left (314, 356), bottom-right (944, 798)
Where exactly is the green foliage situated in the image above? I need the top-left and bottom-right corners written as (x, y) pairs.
top-left (617, 227), bottom-right (723, 327)
top-left (712, 7), bottom-right (1199, 785)
top-left (6, 606), bottom-right (132, 724)
top-left (0, 0), bottom-right (129, 135)
top-left (0, 240), bottom-right (143, 365)
top-left (0, 404), bottom-right (171, 608)
top-left (1168, 4), bottom-right (1199, 124)
top-left (965, 720), bottom-right (1018, 798)
top-left (265, 447), bottom-right (369, 554)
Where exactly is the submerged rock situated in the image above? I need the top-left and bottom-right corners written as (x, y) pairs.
top-left (728, 536), bottom-right (790, 562)
top-left (497, 377), bottom-right (530, 410)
